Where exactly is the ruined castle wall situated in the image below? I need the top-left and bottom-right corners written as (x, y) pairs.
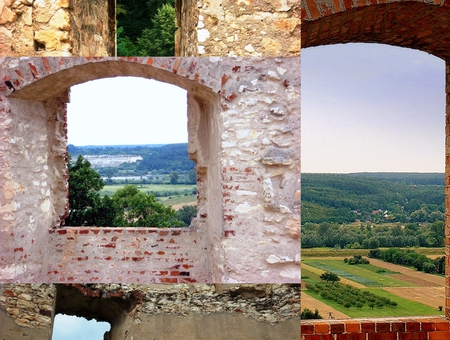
top-left (1, 283), bottom-right (300, 340)
top-left (0, 57), bottom-right (300, 284)
top-left (46, 227), bottom-right (204, 283)
top-left (0, 0), bottom-right (114, 56)
top-left (175, 0), bottom-right (300, 57)
top-left (0, 284), bottom-right (55, 339)
top-left (68, 0), bottom-right (115, 57)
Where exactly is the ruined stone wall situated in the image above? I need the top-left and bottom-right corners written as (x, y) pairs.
top-left (176, 0), bottom-right (300, 56)
top-left (0, 0), bottom-right (114, 56)
top-left (46, 227), bottom-right (204, 283)
top-left (0, 284), bottom-right (55, 339)
top-left (0, 57), bottom-right (300, 284)
top-left (0, 283), bottom-right (299, 340)
top-left (68, 0), bottom-right (115, 57)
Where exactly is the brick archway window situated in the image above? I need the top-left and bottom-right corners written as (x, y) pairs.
top-left (302, 42), bottom-right (446, 318)
top-left (65, 76), bottom-right (198, 228)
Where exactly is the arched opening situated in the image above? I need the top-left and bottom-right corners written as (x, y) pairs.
top-left (64, 76), bottom-right (198, 228)
top-left (301, 42), bottom-right (446, 319)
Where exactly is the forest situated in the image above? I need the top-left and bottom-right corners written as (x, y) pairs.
top-left (68, 143), bottom-right (195, 179)
top-left (302, 173), bottom-right (444, 224)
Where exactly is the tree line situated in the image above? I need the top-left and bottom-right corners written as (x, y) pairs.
top-left (64, 155), bottom-right (196, 227)
top-left (301, 220), bottom-right (445, 249)
top-left (68, 143), bottom-right (196, 180)
top-left (368, 248), bottom-right (445, 275)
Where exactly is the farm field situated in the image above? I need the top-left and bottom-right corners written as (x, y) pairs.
top-left (302, 256), bottom-right (444, 319)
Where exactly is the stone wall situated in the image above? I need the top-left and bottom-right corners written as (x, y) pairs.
top-left (0, 0), bottom-right (114, 56)
top-left (175, 0), bottom-right (300, 56)
top-left (0, 284), bottom-right (55, 339)
top-left (0, 56), bottom-right (300, 284)
top-left (0, 283), bottom-right (300, 340)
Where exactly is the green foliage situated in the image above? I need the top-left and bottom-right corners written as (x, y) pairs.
top-left (368, 248), bottom-right (445, 275)
top-left (135, 4), bottom-right (176, 56)
top-left (116, 0), bottom-right (175, 56)
top-left (302, 173), bottom-right (444, 225)
top-left (65, 155), bottom-right (118, 226)
top-left (309, 281), bottom-right (397, 310)
top-left (175, 205), bottom-right (197, 226)
top-left (320, 271), bottom-right (340, 284)
top-left (112, 185), bottom-right (184, 227)
top-left (301, 308), bottom-right (322, 319)
top-left (345, 255), bottom-right (370, 265)
top-left (170, 171), bottom-right (179, 184)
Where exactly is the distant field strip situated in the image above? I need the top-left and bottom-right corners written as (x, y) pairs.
top-left (303, 259), bottom-right (415, 287)
top-left (301, 264), bottom-right (366, 288)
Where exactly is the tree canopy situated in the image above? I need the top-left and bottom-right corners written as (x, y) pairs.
top-left (64, 155), bottom-right (185, 228)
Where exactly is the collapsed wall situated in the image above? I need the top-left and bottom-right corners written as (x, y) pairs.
top-left (0, 0), bottom-right (115, 56)
top-left (0, 283), bottom-right (300, 340)
top-left (0, 57), bottom-right (300, 284)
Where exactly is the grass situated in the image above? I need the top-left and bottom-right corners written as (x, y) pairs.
top-left (101, 183), bottom-right (196, 196)
top-left (303, 259), bottom-right (413, 287)
top-left (158, 194), bottom-right (197, 206)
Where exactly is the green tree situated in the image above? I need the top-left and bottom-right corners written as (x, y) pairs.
top-left (320, 271), bottom-right (340, 284)
top-left (188, 170), bottom-right (197, 184)
top-left (112, 185), bottom-right (184, 227)
top-left (170, 171), bottom-right (179, 184)
top-left (65, 155), bottom-right (117, 226)
top-left (135, 4), bottom-right (176, 56)
top-left (175, 205), bottom-right (197, 226)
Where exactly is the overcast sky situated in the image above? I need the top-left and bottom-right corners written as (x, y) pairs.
top-left (52, 314), bottom-right (110, 340)
top-left (67, 77), bottom-right (188, 146)
top-left (302, 43), bottom-right (446, 173)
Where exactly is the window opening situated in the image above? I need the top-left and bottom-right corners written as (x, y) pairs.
top-left (64, 76), bottom-right (197, 228)
top-left (52, 314), bottom-right (111, 340)
top-left (301, 43), bottom-right (445, 319)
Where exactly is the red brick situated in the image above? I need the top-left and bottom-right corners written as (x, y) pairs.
top-left (361, 321), bottom-right (376, 333)
top-left (301, 324), bottom-right (315, 335)
top-left (330, 323), bottom-right (345, 333)
top-left (376, 322), bottom-right (391, 332)
top-left (429, 331), bottom-right (450, 340)
top-left (345, 321), bottom-right (361, 333)
top-left (314, 323), bottom-right (330, 334)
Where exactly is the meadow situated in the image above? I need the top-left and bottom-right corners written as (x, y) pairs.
top-left (302, 256), bottom-right (444, 318)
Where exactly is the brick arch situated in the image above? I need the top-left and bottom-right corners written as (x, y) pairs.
top-left (0, 57), bottom-right (301, 284)
top-left (300, 0), bottom-right (450, 332)
top-left (301, 0), bottom-right (450, 59)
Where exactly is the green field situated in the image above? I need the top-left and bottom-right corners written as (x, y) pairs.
top-left (101, 184), bottom-right (197, 207)
top-left (302, 259), bottom-right (443, 317)
top-left (303, 259), bottom-right (413, 287)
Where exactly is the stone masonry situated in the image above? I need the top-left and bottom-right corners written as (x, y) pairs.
top-left (175, 0), bottom-right (301, 57)
top-left (0, 283), bottom-right (300, 340)
top-left (0, 0), bottom-right (115, 56)
top-left (0, 56), bottom-right (300, 284)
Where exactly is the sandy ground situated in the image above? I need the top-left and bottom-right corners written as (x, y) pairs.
top-left (171, 201), bottom-right (196, 210)
top-left (302, 257), bottom-right (445, 318)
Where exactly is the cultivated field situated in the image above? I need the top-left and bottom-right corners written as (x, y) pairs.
top-left (302, 256), bottom-right (444, 319)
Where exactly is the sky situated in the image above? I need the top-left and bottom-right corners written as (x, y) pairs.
top-left (301, 43), bottom-right (446, 173)
top-left (67, 76), bottom-right (188, 146)
top-left (52, 314), bottom-right (110, 340)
